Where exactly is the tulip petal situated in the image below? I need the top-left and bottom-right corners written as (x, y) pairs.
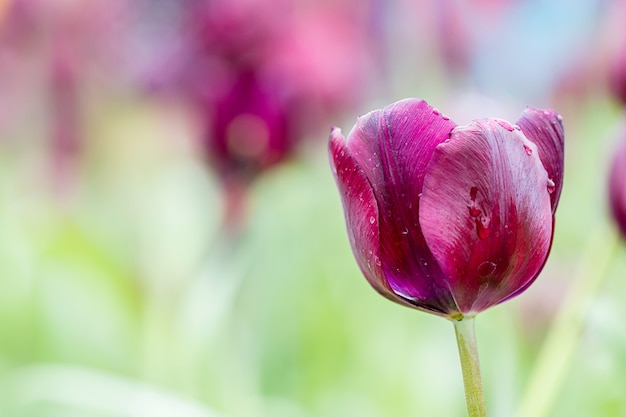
top-left (516, 107), bottom-right (565, 212)
top-left (329, 128), bottom-right (411, 306)
top-left (345, 98), bottom-right (460, 316)
top-left (420, 119), bottom-right (553, 316)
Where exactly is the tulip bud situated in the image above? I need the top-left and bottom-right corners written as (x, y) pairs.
top-left (204, 71), bottom-right (293, 236)
top-left (330, 98), bottom-right (564, 319)
top-left (206, 71), bottom-right (292, 183)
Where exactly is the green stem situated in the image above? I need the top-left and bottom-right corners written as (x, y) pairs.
top-left (454, 317), bottom-right (487, 417)
top-left (515, 226), bottom-right (619, 417)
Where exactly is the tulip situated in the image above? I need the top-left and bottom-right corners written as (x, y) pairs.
top-left (609, 135), bottom-right (626, 238)
top-left (330, 98), bottom-right (564, 318)
top-left (205, 71), bottom-right (291, 182)
top-left (329, 98), bottom-right (564, 417)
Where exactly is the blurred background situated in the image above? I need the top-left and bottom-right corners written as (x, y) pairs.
top-left (1, 0), bottom-right (626, 416)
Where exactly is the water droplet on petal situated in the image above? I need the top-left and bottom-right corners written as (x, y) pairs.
top-left (432, 108), bottom-right (440, 115)
top-left (369, 216), bottom-right (376, 224)
top-left (374, 255), bottom-right (382, 266)
top-left (478, 261), bottom-right (497, 278)
top-left (481, 215), bottom-right (490, 228)
top-left (401, 227), bottom-right (409, 235)
top-left (476, 215), bottom-right (491, 239)
top-left (442, 114), bottom-right (450, 120)
top-left (468, 187), bottom-right (481, 217)
top-left (547, 178), bottom-right (556, 194)
top-left (523, 144), bottom-right (533, 155)
top-left (496, 119), bottom-right (515, 132)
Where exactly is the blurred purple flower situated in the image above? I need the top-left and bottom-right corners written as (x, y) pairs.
top-left (0, 0), bottom-right (131, 196)
top-left (140, 0), bottom-right (378, 233)
top-left (206, 70), bottom-right (291, 182)
top-left (145, 0), bottom-right (377, 182)
top-left (609, 134), bottom-right (626, 238)
top-left (330, 98), bottom-right (564, 318)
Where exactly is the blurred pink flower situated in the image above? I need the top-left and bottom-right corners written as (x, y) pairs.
top-left (0, 0), bottom-right (131, 196)
top-left (205, 70), bottom-right (291, 182)
top-left (142, 0), bottom-right (379, 232)
top-left (152, 0), bottom-right (377, 176)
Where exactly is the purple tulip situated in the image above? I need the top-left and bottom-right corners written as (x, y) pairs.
top-left (206, 70), bottom-right (292, 182)
top-left (609, 136), bottom-right (626, 238)
top-left (330, 98), bottom-right (564, 319)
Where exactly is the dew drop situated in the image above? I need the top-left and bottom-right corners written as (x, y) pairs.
top-left (496, 119), bottom-right (515, 132)
top-left (478, 261), bottom-right (497, 278)
top-left (523, 144), bottom-right (533, 155)
top-left (369, 216), bottom-right (376, 224)
top-left (442, 114), bottom-right (450, 121)
top-left (481, 215), bottom-right (490, 228)
top-left (401, 227), bottom-right (409, 235)
top-left (374, 255), bottom-right (382, 266)
top-left (432, 108), bottom-right (440, 115)
top-left (468, 187), bottom-right (481, 217)
top-left (476, 215), bottom-right (491, 239)
top-left (547, 178), bottom-right (556, 194)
